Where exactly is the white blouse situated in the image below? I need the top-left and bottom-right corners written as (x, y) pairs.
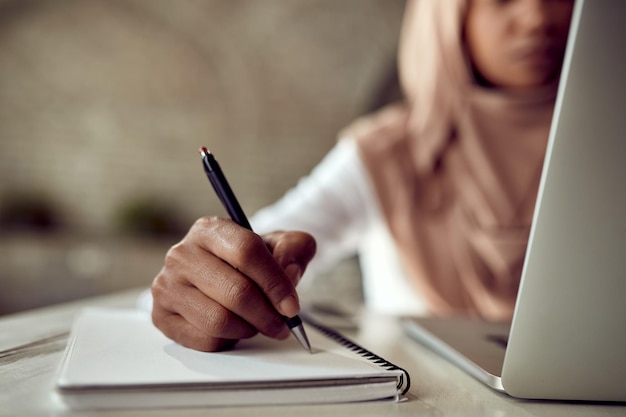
top-left (251, 138), bottom-right (428, 315)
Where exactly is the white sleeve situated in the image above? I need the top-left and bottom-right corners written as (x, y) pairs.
top-left (138, 138), bottom-right (426, 315)
top-left (250, 138), bottom-right (376, 284)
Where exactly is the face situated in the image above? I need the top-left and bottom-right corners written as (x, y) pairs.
top-left (464, 0), bottom-right (574, 91)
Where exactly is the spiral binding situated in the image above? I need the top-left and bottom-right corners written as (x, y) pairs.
top-left (301, 313), bottom-right (411, 395)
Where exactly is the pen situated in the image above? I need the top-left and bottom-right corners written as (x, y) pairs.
top-left (198, 147), bottom-right (312, 353)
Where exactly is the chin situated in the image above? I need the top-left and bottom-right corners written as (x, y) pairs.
top-left (508, 68), bottom-right (560, 90)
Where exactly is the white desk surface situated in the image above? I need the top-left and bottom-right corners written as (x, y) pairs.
top-left (1, 287), bottom-right (624, 417)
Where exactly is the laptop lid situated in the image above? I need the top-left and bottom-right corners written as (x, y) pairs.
top-left (501, 0), bottom-right (626, 401)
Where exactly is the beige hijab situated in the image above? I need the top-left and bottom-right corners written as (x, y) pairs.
top-left (352, 0), bottom-right (558, 320)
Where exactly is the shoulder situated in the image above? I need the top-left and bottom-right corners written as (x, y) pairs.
top-left (339, 103), bottom-right (412, 159)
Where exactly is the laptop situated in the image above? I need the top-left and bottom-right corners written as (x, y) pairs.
top-left (402, 0), bottom-right (626, 402)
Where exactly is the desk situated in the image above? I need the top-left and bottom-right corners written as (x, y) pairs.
top-left (1, 287), bottom-right (624, 417)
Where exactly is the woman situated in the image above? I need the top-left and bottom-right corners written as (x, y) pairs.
top-left (150, 0), bottom-right (574, 351)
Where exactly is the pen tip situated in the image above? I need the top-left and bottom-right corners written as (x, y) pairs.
top-left (199, 146), bottom-right (210, 155)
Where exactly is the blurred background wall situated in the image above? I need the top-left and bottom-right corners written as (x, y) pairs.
top-left (0, 0), bottom-right (406, 315)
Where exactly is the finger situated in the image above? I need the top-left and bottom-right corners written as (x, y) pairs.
top-left (263, 231), bottom-right (317, 286)
top-left (152, 273), bottom-right (261, 340)
top-left (152, 308), bottom-right (238, 352)
top-left (189, 217), bottom-right (302, 318)
top-left (182, 251), bottom-right (290, 339)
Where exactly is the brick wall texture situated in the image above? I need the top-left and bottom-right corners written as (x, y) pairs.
top-left (0, 0), bottom-right (405, 234)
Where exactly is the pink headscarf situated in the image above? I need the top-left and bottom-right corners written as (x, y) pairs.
top-left (351, 0), bottom-right (560, 320)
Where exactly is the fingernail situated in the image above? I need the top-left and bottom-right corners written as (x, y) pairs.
top-left (277, 294), bottom-right (300, 318)
top-left (284, 263), bottom-right (302, 285)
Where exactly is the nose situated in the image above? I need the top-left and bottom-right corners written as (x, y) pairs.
top-left (517, 0), bottom-right (551, 34)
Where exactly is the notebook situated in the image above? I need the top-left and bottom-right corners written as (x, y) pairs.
top-left (55, 308), bottom-right (410, 410)
top-left (402, 0), bottom-right (626, 402)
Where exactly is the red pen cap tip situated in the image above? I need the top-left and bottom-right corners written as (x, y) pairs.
top-left (199, 146), bottom-right (209, 155)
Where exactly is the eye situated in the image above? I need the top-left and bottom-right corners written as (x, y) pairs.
top-left (490, 0), bottom-right (516, 6)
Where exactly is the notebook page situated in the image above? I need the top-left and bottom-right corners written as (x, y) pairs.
top-left (57, 308), bottom-right (396, 388)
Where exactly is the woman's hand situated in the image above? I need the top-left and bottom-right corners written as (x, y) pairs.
top-left (151, 216), bottom-right (316, 352)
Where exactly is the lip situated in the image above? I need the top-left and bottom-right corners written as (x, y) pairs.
top-left (513, 44), bottom-right (558, 67)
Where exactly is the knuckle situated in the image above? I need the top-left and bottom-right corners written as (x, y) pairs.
top-left (192, 215), bottom-right (217, 231)
top-left (188, 216), bottom-right (221, 243)
top-left (261, 276), bottom-right (289, 300)
top-left (162, 243), bottom-right (186, 271)
top-left (271, 231), bottom-right (317, 266)
top-left (151, 270), bottom-right (172, 300)
top-left (236, 234), bottom-right (266, 261)
top-left (201, 304), bottom-right (232, 336)
top-left (222, 279), bottom-right (256, 308)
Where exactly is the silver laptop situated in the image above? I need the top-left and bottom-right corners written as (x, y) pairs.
top-left (402, 0), bottom-right (626, 402)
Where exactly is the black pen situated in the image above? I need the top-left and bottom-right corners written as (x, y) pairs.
top-left (198, 147), bottom-right (312, 353)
